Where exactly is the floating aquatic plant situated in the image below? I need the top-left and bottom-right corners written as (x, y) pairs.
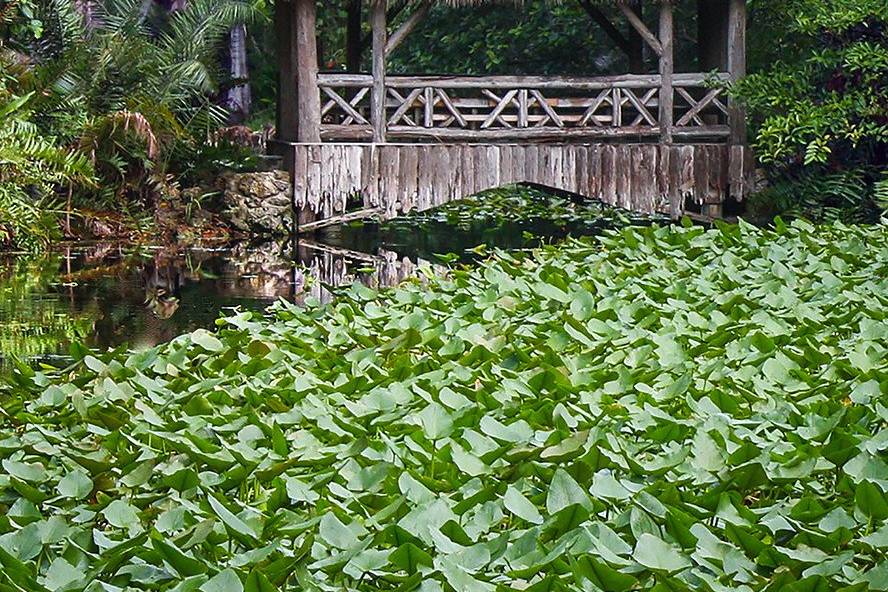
top-left (1, 219), bottom-right (887, 591)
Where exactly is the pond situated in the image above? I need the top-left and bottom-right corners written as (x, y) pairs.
top-left (0, 186), bottom-right (645, 372)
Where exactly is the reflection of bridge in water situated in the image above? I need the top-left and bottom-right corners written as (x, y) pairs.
top-left (288, 240), bottom-right (438, 305)
top-left (274, 0), bottom-right (753, 223)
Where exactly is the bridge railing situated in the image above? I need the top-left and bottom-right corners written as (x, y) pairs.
top-left (317, 73), bottom-right (730, 143)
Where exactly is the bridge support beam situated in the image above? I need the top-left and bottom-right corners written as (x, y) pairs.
top-left (727, 0), bottom-right (747, 146)
top-left (370, 0), bottom-right (387, 143)
top-left (658, 2), bottom-right (674, 145)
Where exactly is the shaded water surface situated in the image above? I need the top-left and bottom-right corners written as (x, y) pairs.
top-left (0, 187), bottom-right (641, 370)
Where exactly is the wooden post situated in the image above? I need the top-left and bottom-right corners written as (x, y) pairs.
top-left (370, 0), bottom-right (387, 143)
top-left (294, 0), bottom-right (320, 143)
top-left (659, 1), bottom-right (674, 145)
top-left (727, 0), bottom-right (747, 145)
top-left (275, 0), bottom-right (298, 145)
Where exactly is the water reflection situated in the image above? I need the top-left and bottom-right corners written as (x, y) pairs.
top-left (0, 239), bottom-right (431, 370)
top-left (1, 187), bottom-right (638, 371)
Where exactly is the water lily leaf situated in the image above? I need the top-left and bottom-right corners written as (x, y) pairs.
top-left (0, 523), bottom-right (41, 561)
top-left (418, 402), bottom-right (453, 440)
top-left (503, 485), bottom-right (543, 525)
top-left (850, 380), bottom-right (881, 405)
top-left (570, 290), bottom-right (596, 321)
top-left (590, 470), bottom-right (632, 501)
top-left (42, 558), bottom-right (83, 590)
top-left (57, 470), bottom-right (93, 499)
top-left (200, 569), bottom-right (243, 592)
top-left (855, 481), bottom-right (888, 520)
top-left (102, 500), bottom-right (140, 529)
top-left (244, 569), bottom-right (278, 592)
top-left (633, 533), bottom-right (691, 573)
top-left (546, 469), bottom-right (592, 515)
top-left (573, 555), bottom-right (637, 592)
top-left (318, 513), bottom-right (361, 550)
top-left (2, 460), bottom-right (45, 482)
top-left (390, 542), bottom-right (433, 574)
top-left (191, 329), bottom-right (224, 352)
top-left (207, 495), bottom-right (258, 542)
top-left (153, 538), bottom-right (207, 577)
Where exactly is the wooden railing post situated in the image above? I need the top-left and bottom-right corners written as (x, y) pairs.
top-left (659, 1), bottom-right (674, 144)
top-left (294, 0), bottom-right (320, 143)
top-left (727, 0), bottom-right (747, 145)
top-left (370, 0), bottom-right (387, 143)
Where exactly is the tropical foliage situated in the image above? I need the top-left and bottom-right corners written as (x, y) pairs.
top-left (2, 220), bottom-right (887, 591)
top-left (0, 0), bottom-right (256, 249)
top-left (737, 0), bottom-right (888, 221)
top-left (0, 91), bottom-right (93, 250)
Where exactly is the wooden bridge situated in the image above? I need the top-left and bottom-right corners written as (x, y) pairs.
top-left (274, 0), bottom-right (753, 224)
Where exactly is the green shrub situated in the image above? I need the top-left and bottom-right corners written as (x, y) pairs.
top-left (0, 92), bottom-right (93, 250)
top-left (737, 0), bottom-right (888, 220)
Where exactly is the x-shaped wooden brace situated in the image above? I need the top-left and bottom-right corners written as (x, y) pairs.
top-left (675, 87), bottom-right (728, 127)
top-left (320, 87), bottom-right (370, 125)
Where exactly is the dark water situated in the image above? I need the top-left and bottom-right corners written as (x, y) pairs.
top-left (0, 187), bottom-right (641, 371)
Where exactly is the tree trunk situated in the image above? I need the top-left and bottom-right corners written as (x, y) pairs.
top-left (227, 24), bottom-right (251, 124)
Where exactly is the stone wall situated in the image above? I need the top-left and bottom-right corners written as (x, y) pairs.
top-left (221, 170), bottom-right (292, 235)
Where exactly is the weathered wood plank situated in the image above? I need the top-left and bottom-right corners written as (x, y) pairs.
top-left (693, 144), bottom-right (710, 205)
top-left (486, 145), bottom-right (501, 192)
top-left (433, 147), bottom-right (451, 207)
top-left (399, 145), bottom-right (419, 213)
top-left (416, 145), bottom-right (433, 211)
top-left (512, 145), bottom-right (526, 184)
top-left (317, 72), bottom-right (725, 89)
top-left (294, 0), bottom-right (320, 142)
top-left (599, 144), bottom-right (617, 205)
top-left (293, 146), bottom-right (308, 209)
top-left (634, 144), bottom-right (658, 213)
top-left (573, 145), bottom-right (587, 196)
top-left (289, 141), bottom-right (733, 223)
top-left (360, 145), bottom-right (378, 207)
top-left (586, 145), bottom-right (601, 199)
top-left (615, 145), bottom-right (633, 210)
top-left (459, 145), bottom-right (475, 197)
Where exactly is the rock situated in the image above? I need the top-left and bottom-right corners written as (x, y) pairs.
top-left (221, 170), bottom-right (293, 235)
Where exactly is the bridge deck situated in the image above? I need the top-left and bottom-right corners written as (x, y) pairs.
top-left (292, 142), bottom-right (754, 221)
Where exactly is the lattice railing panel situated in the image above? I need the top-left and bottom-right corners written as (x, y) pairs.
top-left (319, 85), bottom-right (371, 127)
top-left (383, 84), bottom-right (660, 131)
top-left (673, 82), bottom-right (729, 128)
top-left (317, 73), bottom-right (731, 141)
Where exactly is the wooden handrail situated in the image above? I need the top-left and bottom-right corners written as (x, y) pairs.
top-left (317, 72), bottom-right (730, 89)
